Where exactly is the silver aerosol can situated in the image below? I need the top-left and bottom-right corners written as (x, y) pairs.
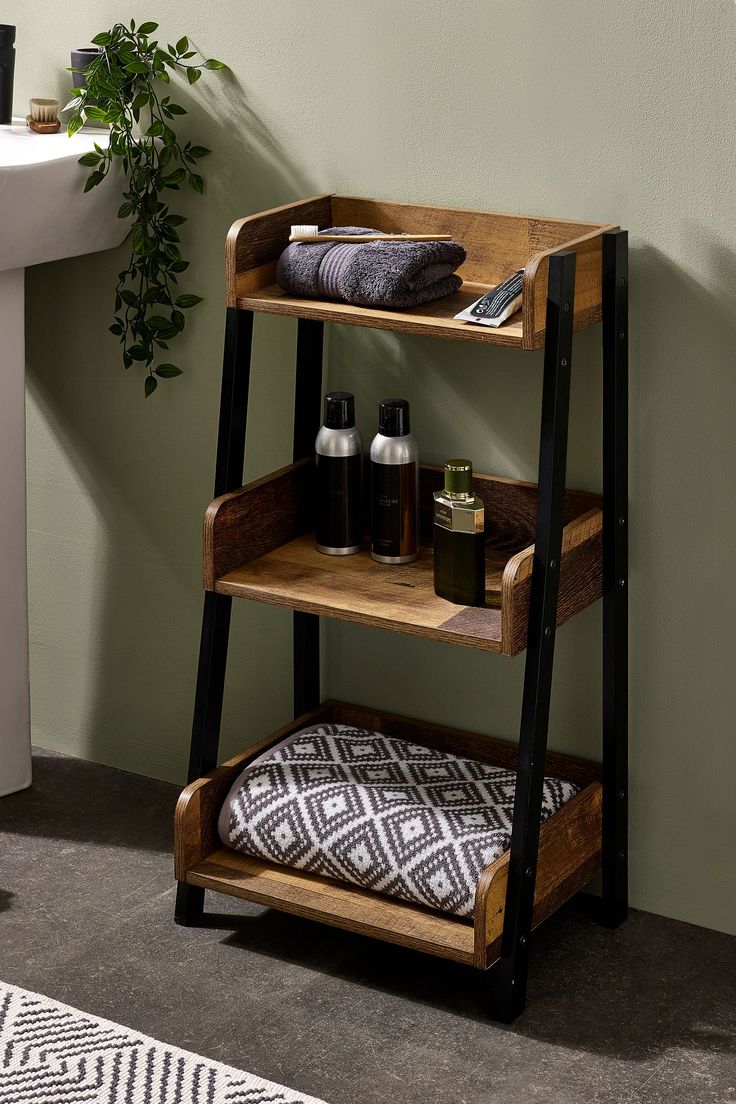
top-left (370, 399), bottom-right (419, 564)
top-left (315, 391), bottom-right (363, 555)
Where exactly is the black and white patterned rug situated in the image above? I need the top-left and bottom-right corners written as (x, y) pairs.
top-left (219, 723), bottom-right (579, 918)
top-left (0, 982), bottom-right (328, 1104)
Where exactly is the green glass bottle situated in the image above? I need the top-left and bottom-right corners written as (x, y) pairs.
top-left (433, 460), bottom-right (486, 606)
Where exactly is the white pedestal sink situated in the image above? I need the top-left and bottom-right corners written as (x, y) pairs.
top-left (0, 121), bottom-right (128, 796)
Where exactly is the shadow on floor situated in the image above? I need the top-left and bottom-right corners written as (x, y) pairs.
top-left (199, 898), bottom-right (736, 1066)
top-left (2, 748), bottom-right (177, 853)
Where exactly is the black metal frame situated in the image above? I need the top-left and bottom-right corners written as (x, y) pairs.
top-left (174, 237), bottom-right (629, 1023)
top-left (491, 250), bottom-right (577, 1021)
top-left (601, 231), bottom-right (629, 925)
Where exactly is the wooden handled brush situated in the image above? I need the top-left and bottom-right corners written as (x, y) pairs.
top-left (289, 224), bottom-right (452, 243)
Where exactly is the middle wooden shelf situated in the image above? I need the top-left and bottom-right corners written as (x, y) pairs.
top-left (204, 459), bottom-right (603, 656)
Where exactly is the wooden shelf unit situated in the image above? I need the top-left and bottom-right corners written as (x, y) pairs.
top-left (205, 459), bottom-right (603, 656)
top-left (175, 701), bottom-right (603, 970)
top-left (228, 194), bottom-right (617, 350)
top-left (174, 196), bottom-right (629, 1023)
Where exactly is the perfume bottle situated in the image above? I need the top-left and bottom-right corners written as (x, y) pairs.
top-left (370, 399), bottom-right (419, 564)
top-left (433, 460), bottom-right (485, 606)
top-left (315, 391), bottom-right (363, 555)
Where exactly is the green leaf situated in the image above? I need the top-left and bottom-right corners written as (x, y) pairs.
top-left (175, 294), bottom-right (203, 308)
top-left (189, 173), bottom-right (204, 195)
top-left (162, 168), bottom-right (186, 187)
top-left (166, 102), bottom-right (186, 115)
top-left (144, 375), bottom-right (158, 397)
top-left (109, 323), bottom-right (123, 336)
top-left (91, 32), bottom-right (112, 46)
top-left (67, 114), bottom-right (83, 136)
top-left (155, 364), bottom-right (182, 378)
top-left (129, 344), bottom-right (149, 361)
top-left (131, 91), bottom-right (150, 110)
top-left (138, 21), bottom-right (159, 34)
top-left (78, 151), bottom-right (101, 167)
top-left (62, 95), bottom-right (84, 113)
top-left (147, 315), bottom-right (171, 330)
top-left (166, 214), bottom-right (187, 226)
top-left (120, 289), bottom-right (137, 306)
top-left (146, 119), bottom-right (164, 137)
top-left (117, 202), bottom-right (133, 219)
top-left (187, 66), bottom-right (201, 85)
top-left (153, 324), bottom-right (180, 341)
top-left (83, 172), bottom-right (104, 193)
top-left (175, 36), bottom-right (189, 54)
top-left (188, 145), bottom-right (211, 159)
top-left (125, 60), bottom-right (150, 74)
top-left (83, 104), bottom-right (110, 121)
top-left (169, 260), bottom-right (190, 273)
top-left (203, 59), bottom-right (226, 70)
top-left (171, 309), bottom-right (185, 330)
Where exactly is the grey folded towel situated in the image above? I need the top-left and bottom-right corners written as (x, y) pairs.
top-left (276, 226), bottom-right (466, 309)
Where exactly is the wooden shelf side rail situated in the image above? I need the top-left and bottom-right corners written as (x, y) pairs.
top-left (202, 459), bottom-right (602, 656)
top-left (175, 701), bottom-right (602, 972)
top-left (226, 194), bottom-right (618, 350)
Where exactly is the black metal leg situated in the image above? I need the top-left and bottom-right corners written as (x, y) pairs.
top-left (491, 251), bottom-right (577, 1021)
top-left (601, 230), bottom-right (629, 926)
top-left (292, 319), bottom-right (324, 717)
top-left (175, 307), bottom-right (253, 927)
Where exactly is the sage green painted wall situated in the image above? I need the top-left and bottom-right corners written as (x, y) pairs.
top-left (8, 0), bottom-right (736, 935)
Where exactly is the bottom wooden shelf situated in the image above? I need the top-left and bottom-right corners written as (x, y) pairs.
top-left (175, 701), bottom-right (602, 970)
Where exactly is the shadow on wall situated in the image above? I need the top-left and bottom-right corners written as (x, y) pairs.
top-left (23, 70), bottom-right (319, 784)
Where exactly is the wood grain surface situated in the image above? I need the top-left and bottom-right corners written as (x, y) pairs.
top-left (204, 461), bottom-right (602, 655)
top-left (475, 781), bottom-right (603, 967)
top-left (227, 194), bottom-right (615, 349)
top-left (175, 699), bottom-right (602, 969)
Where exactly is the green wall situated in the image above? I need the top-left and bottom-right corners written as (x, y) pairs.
top-left (8, 0), bottom-right (736, 935)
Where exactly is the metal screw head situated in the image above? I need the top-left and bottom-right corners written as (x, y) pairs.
top-left (561, 358), bottom-right (568, 367)
top-left (618, 578), bottom-right (626, 588)
top-left (544, 626), bottom-right (552, 638)
top-left (519, 935), bottom-right (527, 946)
top-left (618, 517), bottom-right (626, 527)
top-left (619, 330), bottom-right (626, 339)
top-left (618, 849), bottom-right (625, 860)
top-left (550, 559), bottom-right (558, 569)
top-left (618, 790), bottom-right (626, 800)
top-left (525, 866), bottom-right (534, 879)
top-left (618, 277), bottom-right (626, 287)
top-left (563, 302), bottom-right (571, 312)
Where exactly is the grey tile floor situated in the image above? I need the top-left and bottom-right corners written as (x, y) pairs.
top-left (1, 748), bottom-right (735, 1104)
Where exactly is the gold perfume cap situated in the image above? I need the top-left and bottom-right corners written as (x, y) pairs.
top-left (444, 459), bottom-right (473, 495)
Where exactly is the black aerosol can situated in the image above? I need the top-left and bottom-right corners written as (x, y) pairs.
top-left (315, 391), bottom-right (363, 555)
top-left (0, 26), bottom-right (16, 125)
top-left (370, 399), bottom-right (419, 564)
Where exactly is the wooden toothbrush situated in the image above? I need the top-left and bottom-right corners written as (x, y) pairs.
top-left (289, 224), bottom-right (452, 243)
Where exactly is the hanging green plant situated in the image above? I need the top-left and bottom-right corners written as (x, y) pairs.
top-left (66, 20), bottom-right (226, 396)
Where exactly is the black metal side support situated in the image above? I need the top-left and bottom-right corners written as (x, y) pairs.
top-left (292, 319), bottom-right (324, 717)
top-left (491, 251), bottom-right (577, 1022)
top-left (601, 230), bottom-right (629, 926)
top-left (175, 307), bottom-right (253, 926)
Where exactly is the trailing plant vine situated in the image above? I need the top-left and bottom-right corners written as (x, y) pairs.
top-left (66, 20), bottom-right (225, 395)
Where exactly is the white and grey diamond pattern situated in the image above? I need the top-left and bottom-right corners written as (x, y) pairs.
top-left (0, 983), bottom-right (327, 1104)
top-left (222, 725), bottom-right (579, 918)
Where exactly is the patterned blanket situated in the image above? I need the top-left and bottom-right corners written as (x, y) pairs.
top-left (218, 724), bottom-right (579, 918)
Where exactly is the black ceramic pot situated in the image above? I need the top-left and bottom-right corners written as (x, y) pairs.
top-left (70, 48), bottom-right (107, 128)
top-left (70, 47), bottom-right (101, 89)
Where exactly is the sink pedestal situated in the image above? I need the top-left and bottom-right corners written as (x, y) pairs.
top-left (0, 268), bottom-right (30, 796)
top-left (0, 122), bottom-right (128, 796)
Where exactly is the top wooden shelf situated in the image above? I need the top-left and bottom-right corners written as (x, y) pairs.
top-left (227, 195), bottom-right (617, 351)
